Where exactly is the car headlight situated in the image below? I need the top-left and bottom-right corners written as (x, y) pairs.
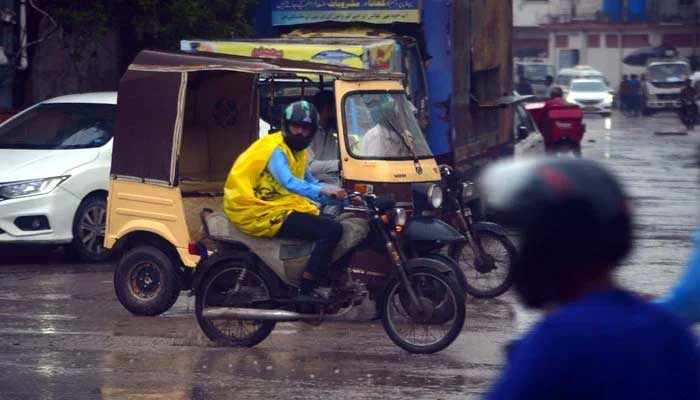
top-left (391, 207), bottom-right (407, 227)
top-left (603, 94), bottom-right (613, 104)
top-left (427, 184), bottom-right (443, 209)
top-left (0, 176), bottom-right (69, 200)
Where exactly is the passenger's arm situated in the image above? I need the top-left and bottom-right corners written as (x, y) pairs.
top-left (267, 148), bottom-right (340, 205)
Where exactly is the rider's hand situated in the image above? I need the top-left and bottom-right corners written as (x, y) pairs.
top-left (321, 187), bottom-right (348, 201)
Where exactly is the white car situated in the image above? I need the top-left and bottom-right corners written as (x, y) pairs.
top-left (565, 79), bottom-right (613, 116)
top-left (0, 92), bottom-right (117, 261)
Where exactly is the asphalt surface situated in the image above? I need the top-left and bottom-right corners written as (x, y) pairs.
top-left (0, 110), bottom-right (698, 399)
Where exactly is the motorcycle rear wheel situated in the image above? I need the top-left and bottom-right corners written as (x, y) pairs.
top-left (195, 262), bottom-right (276, 347)
top-left (381, 267), bottom-right (465, 354)
top-left (448, 230), bottom-right (516, 298)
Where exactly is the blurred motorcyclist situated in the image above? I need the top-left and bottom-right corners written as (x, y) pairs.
top-left (480, 157), bottom-right (700, 400)
top-left (679, 79), bottom-right (698, 130)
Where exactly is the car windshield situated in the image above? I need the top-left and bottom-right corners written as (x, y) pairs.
top-left (555, 74), bottom-right (573, 86)
top-left (521, 64), bottom-right (555, 82)
top-left (343, 92), bottom-right (433, 160)
top-left (0, 103), bottom-right (115, 149)
top-left (571, 81), bottom-right (608, 92)
top-left (647, 63), bottom-right (690, 82)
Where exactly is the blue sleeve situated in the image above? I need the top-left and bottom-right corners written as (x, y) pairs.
top-left (267, 148), bottom-right (340, 205)
top-left (656, 231), bottom-right (700, 325)
top-left (304, 168), bottom-right (320, 185)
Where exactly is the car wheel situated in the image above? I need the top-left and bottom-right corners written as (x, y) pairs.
top-left (70, 195), bottom-right (111, 262)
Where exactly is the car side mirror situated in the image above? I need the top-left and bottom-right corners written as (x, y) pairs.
top-left (517, 125), bottom-right (529, 140)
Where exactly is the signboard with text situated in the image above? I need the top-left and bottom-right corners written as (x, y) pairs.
top-left (271, 0), bottom-right (422, 26)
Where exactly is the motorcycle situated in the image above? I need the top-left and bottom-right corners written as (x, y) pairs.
top-left (679, 97), bottom-right (698, 131)
top-left (436, 165), bottom-right (516, 298)
top-left (193, 192), bottom-right (466, 354)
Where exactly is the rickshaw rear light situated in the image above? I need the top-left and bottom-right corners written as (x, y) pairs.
top-left (188, 241), bottom-right (208, 258)
top-left (380, 214), bottom-right (391, 224)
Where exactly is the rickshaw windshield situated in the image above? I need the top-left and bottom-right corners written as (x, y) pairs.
top-left (343, 91), bottom-right (432, 160)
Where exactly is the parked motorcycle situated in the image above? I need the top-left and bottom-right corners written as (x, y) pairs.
top-left (437, 165), bottom-right (516, 298)
top-left (193, 192), bottom-right (466, 354)
top-left (679, 97), bottom-right (698, 131)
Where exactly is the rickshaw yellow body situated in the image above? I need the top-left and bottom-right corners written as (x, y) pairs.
top-left (334, 79), bottom-right (440, 183)
top-left (105, 179), bottom-right (199, 267)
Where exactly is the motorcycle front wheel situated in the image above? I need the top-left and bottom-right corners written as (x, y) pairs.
top-left (195, 262), bottom-right (276, 347)
top-left (381, 267), bottom-right (465, 354)
top-left (449, 230), bottom-right (516, 298)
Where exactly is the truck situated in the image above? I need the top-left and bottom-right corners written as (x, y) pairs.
top-left (514, 60), bottom-right (556, 99)
top-left (642, 59), bottom-right (691, 114)
top-left (183, 0), bottom-right (515, 179)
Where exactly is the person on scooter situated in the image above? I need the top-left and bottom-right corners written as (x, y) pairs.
top-left (223, 100), bottom-right (359, 300)
top-left (480, 157), bottom-right (700, 400)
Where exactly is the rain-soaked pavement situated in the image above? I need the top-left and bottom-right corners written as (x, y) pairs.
top-left (1, 110), bottom-right (698, 399)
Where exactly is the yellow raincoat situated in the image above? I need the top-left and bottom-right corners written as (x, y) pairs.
top-left (223, 132), bottom-right (320, 237)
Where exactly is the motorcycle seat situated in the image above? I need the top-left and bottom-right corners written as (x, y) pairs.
top-left (203, 212), bottom-right (369, 286)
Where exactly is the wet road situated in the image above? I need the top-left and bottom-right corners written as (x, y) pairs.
top-left (1, 111), bottom-right (698, 399)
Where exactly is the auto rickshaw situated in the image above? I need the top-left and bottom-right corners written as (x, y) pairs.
top-left (105, 50), bottom-right (466, 353)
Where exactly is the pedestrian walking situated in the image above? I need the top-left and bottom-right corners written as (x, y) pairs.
top-left (618, 74), bottom-right (629, 113)
top-left (628, 74), bottom-right (643, 116)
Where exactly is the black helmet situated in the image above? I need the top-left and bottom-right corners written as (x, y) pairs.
top-left (479, 157), bottom-right (631, 308)
top-left (281, 100), bottom-right (319, 151)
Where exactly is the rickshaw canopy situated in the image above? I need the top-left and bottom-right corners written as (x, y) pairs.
top-left (111, 50), bottom-right (402, 185)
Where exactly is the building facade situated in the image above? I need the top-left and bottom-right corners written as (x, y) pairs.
top-left (514, 0), bottom-right (700, 88)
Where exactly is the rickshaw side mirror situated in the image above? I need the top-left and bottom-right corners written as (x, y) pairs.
top-left (517, 125), bottom-right (529, 140)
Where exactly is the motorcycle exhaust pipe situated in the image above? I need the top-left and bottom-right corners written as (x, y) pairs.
top-left (202, 307), bottom-right (320, 322)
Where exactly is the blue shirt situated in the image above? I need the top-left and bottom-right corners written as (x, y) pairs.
top-left (486, 289), bottom-right (700, 400)
top-left (267, 148), bottom-right (341, 206)
top-left (657, 231), bottom-right (700, 325)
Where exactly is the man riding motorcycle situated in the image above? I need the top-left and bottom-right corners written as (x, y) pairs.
top-left (680, 79), bottom-right (698, 130)
top-left (223, 100), bottom-right (360, 300)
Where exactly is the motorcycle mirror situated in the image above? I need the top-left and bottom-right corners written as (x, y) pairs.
top-left (517, 125), bottom-right (529, 140)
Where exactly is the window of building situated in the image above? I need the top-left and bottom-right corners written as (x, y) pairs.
top-left (662, 33), bottom-right (694, 47)
top-left (606, 34), bottom-right (619, 48)
top-left (622, 34), bottom-right (649, 48)
top-left (555, 35), bottom-right (569, 48)
top-left (587, 34), bottom-right (600, 48)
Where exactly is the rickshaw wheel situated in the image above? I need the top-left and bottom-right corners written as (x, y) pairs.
top-left (114, 245), bottom-right (182, 316)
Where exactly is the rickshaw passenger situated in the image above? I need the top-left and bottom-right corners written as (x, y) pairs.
top-left (223, 100), bottom-right (355, 299)
top-left (308, 91), bottom-right (340, 186)
top-left (359, 98), bottom-right (416, 158)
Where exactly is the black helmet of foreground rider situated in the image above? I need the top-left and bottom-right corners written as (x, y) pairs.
top-left (481, 157), bottom-right (700, 399)
top-left (223, 100), bottom-right (360, 301)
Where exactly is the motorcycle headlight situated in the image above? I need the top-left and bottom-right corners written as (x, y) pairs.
top-left (427, 184), bottom-right (443, 209)
top-left (391, 207), bottom-right (407, 227)
top-left (460, 181), bottom-right (476, 203)
top-left (0, 176), bottom-right (70, 200)
top-left (412, 182), bottom-right (444, 211)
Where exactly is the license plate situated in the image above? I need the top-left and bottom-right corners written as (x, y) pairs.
top-left (585, 106), bottom-right (596, 111)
